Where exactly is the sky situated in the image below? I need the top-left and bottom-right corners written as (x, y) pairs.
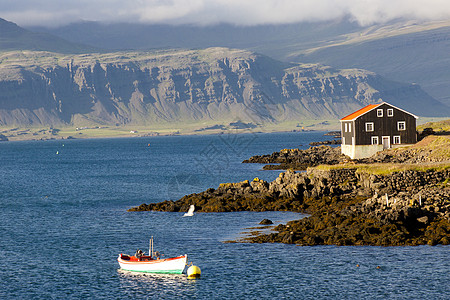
top-left (2, 0), bottom-right (450, 27)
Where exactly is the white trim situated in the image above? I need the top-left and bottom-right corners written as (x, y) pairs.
top-left (387, 108), bottom-right (394, 117)
top-left (393, 135), bottom-right (401, 144)
top-left (377, 109), bottom-right (383, 117)
top-left (398, 121), bottom-right (406, 131)
top-left (365, 122), bottom-right (374, 132)
top-left (349, 122), bottom-right (352, 132)
top-left (383, 102), bottom-right (419, 119)
top-left (344, 123), bottom-right (348, 132)
top-left (340, 101), bottom-right (418, 121)
top-left (371, 136), bottom-right (379, 145)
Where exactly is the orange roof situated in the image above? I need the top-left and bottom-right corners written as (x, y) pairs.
top-left (341, 104), bottom-right (382, 121)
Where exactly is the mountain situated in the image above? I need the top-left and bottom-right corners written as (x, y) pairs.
top-left (30, 19), bottom-right (450, 106)
top-left (0, 18), bottom-right (97, 53)
top-left (28, 19), bottom-right (361, 53)
top-left (0, 47), bottom-right (448, 127)
top-left (296, 21), bottom-right (450, 107)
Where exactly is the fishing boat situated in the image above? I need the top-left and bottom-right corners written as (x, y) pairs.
top-left (117, 237), bottom-right (187, 274)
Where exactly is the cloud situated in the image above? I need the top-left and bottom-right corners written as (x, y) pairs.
top-left (2, 0), bottom-right (450, 27)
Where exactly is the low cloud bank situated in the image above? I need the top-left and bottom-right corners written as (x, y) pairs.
top-left (3, 0), bottom-right (450, 27)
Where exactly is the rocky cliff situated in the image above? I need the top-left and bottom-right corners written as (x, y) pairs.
top-left (0, 47), bottom-right (446, 127)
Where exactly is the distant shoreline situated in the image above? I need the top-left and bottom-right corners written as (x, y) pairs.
top-left (0, 117), bottom-right (445, 142)
top-left (0, 124), bottom-right (334, 143)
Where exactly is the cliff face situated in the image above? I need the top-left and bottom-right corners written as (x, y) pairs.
top-left (0, 48), bottom-right (446, 127)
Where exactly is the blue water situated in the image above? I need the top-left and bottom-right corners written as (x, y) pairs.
top-left (0, 132), bottom-right (449, 299)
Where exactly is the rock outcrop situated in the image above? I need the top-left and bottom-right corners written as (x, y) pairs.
top-left (129, 166), bottom-right (450, 246)
top-left (242, 145), bottom-right (347, 170)
top-left (130, 133), bottom-right (450, 246)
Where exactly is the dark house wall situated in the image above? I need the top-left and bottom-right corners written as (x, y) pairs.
top-left (341, 121), bottom-right (355, 145)
top-left (354, 103), bottom-right (417, 145)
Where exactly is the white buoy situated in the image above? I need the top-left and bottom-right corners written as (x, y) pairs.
top-left (187, 265), bottom-right (201, 278)
top-left (419, 195), bottom-right (422, 206)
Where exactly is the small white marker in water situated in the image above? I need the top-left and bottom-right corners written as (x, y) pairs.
top-left (419, 195), bottom-right (422, 206)
top-left (56, 151), bottom-right (59, 155)
top-left (183, 205), bottom-right (195, 217)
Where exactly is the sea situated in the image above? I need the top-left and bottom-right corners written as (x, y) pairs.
top-left (0, 132), bottom-right (449, 299)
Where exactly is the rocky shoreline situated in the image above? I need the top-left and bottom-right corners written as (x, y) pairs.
top-left (242, 145), bottom-right (347, 170)
top-left (130, 165), bottom-right (450, 246)
top-left (130, 135), bottom-right (450, 246)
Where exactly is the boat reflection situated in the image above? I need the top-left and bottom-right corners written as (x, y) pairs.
top-left (117, 269), bottom-right (199, 297)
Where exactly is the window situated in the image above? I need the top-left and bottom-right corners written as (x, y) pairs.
top-left (348, 123), bottom-right (352, 132)
top-left (377, 109), bottom-right (383, 117)
top-left (371, 136), bottom-right (379, 145)
top-left (398, 121), bottom-right (406, 131)
top-left (365, 122), bottom-right (374, 132)
top-left (387, 109), bottom-right (393, 117)
top-left (393, 136), bottom-right (401, 144)
top-left (344, 123), bottom-right (348, 132)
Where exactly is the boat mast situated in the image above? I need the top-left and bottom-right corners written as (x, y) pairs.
top-left (150, 236), bottom-right (153, 257)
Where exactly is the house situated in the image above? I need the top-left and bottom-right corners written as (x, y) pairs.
top-left (340, 102), bottom-right (418, 159)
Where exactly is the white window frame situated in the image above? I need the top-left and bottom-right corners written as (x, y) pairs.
top-left (393, 136), bottom-right (401, 144)
top-left (377, 109), bottom-right (383, 117)
top-left (371, 136), bottom-right (379, 145)
top-left (398, 121), bottom-right (406, 131)
top-left (344, 123), bottom-right (348, 132)
top-left (348, 123), bottom-right (352, 132)
top-left (387, 109), bottom-right (394, 117)
top-left (365, 122), bottom-right (374, 132)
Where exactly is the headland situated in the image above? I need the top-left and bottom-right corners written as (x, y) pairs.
top-left (129, 130), bottom-right (450, 247)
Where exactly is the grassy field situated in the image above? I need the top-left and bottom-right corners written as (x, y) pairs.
top-left (315, 162), bottom-right (450, 175)
top-left (417, 119), bottom-right (450, 132)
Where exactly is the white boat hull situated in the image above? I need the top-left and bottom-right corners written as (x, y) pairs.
top-left (118, 255), bottom-right (187, 274)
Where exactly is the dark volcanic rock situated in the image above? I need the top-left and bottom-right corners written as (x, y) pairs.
top-left (0, 134), bottom-right (8, 141)
top-left (242, 145), bottom-right (348, 170)
top-left (129, 167), bottom-right (450, 246)
top-left (309, 140), bottom-right (341, 146)
top-left (259, 219), bottom-right (273, 225)
top-left (324, 131), bottom-right (341, 137)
